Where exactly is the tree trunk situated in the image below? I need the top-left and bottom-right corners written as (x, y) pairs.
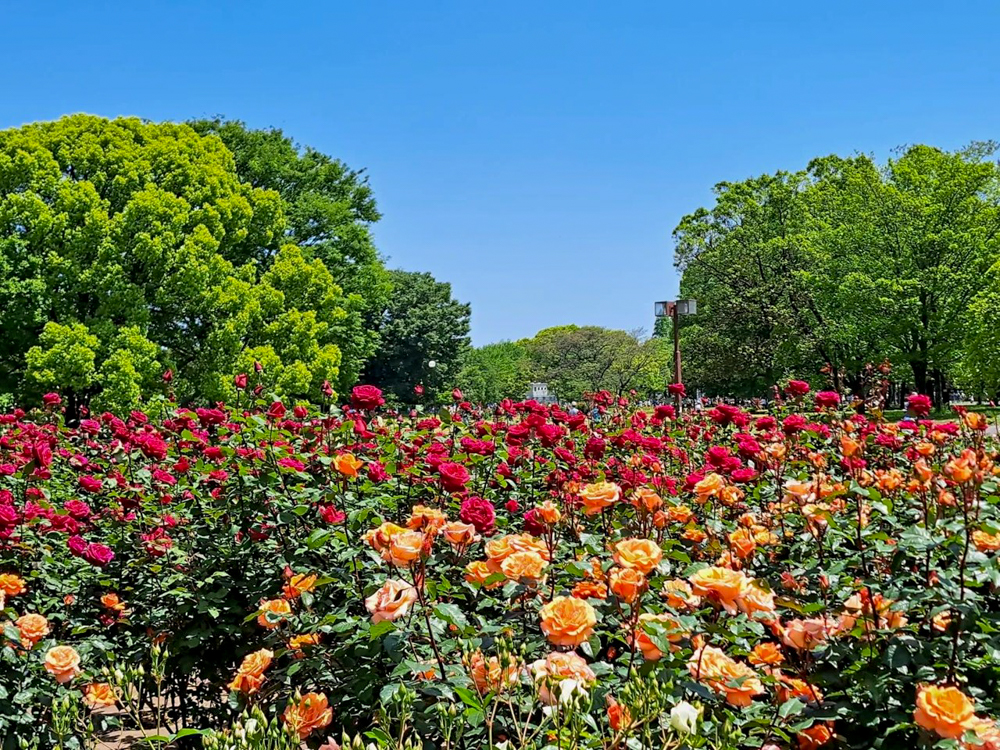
top-left (911, 359), bottom-right (929, 397)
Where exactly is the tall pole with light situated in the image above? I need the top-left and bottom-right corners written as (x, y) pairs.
top-left (654, 299), bottom-right (697, 413)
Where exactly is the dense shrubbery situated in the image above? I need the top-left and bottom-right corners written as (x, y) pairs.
top-left (3, 384), bottom-right (1000, 750)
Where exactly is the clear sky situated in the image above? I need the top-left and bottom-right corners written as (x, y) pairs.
top-left (3, 1), bottom-right (999, 344)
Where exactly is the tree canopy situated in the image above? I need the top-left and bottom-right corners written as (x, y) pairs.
top-left (674, 143), bottom-right (1000, 402)
top-left (188, 118), bottom-right (392, 391)
top-left (361, 270), bottom-right (471, 402)
top-left (0, 115), bottom-right (378, 415)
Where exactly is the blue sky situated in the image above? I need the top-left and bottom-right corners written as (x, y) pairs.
top-left (3, 2), bottom-right (999, 344)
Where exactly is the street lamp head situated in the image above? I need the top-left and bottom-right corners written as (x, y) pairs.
top-left (654, 301), bottom-right (670, 318)
top-left (675, 299), bottom-right (697, 316)
top-left (427, 360), bottom-right (437, 369)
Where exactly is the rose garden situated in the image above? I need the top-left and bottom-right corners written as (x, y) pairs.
top-left (3, 115), bottom-right (1000, 750)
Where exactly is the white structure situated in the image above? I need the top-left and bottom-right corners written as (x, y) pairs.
top-left (526, 382), bottom-right (557, 404)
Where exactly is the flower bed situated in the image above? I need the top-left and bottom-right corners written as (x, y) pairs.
top-left (2, 386), bottom-right (1000, 750)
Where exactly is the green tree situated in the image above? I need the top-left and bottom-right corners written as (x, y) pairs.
top-left (457, 341), bottom-right (532, 403)
top-left (0, 114), bottom-right (368, 415)
top-left (189, 118), bottom-right (392, 391)
top-left (523, 325), bottom-right (666, 401)
top-left (361, 270), bottom-right (471, 402)
top-left (673, 143), bottom-right (1000, 401)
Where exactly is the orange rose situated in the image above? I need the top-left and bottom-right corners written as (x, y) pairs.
top-left (539, 596), bottom-right (597, 647)
top-left (632, 612), bottom-right (686, 660)
top-left (282, 692), bottom-right (333, 739)
top-left (914, 684), bottom-right (979, 740)
top-left (612, 538), bottom-right (663, 575)
top-left (688, 645), bottom-right (763, 707)
top-left (228, 648), bottom-right (274, 694)
top-left (365, 579), bottom-right (417, 623)
top-left (630, 488), bottom-right (663, 512)
top-left (571, 580), bottom-right (608, 600)
top-left (778, 674), bottom-right (823, 704)
top-left (464, 560), bottom-right (502, 589)
top-left (689, 566), bottom-right (748, 614)
top-left (100, 592), bottom-right (126, 611)
top-left (44, 645), bottom-right (82, 684)
top-left (681, 527), bottom-right (707, 544)
top-left (973, 530), bottom-right (1000, 553)
top-left (737, 581), bottom-right (776, 618)
top-left (465, 649), bottom-right (521, 694)
top-left (333, 452), bottom-right (363, 478)
top-left (840, 435), bottom-right (861, 457)
top-left (383, 530), bottom-right (426, 567)
top-left (0, 574), bottom-right (26, 597)
top-left (282, 573), bottom-right (317, 599)
top-left (781, 617), bottom-right (831, 650)
top-left (798, 722), bottom-right (834, 750)
top-left (666, 505), bottom-right (694, 524)
top-left (748, 642), bottom-right (784, 666)
top-left (694, 473), bottom-right (726, 500)
top-left (442, 521), bottom-right (480, 551)
top-left (606, 695), bottom-right (632, 731)
top-left (579, 482), bottom-right (621, 516)
top-left (485, 534), bottom-right (550, 572)
top-left (15, 613), bottom-right (49, 648)
top-left (364, 522), bottom-right (406, 552)
top-left (609, 567), bottom-right (646, 603)
top-left (84, 682), bottom-right (118, 707)
top-left (662, 579), bottom-right (701, 610)
top-left (288, 632), bottom-right (321, 654)
top-left (530, 651), bottom-right (596, 705)
top-left (500, 551), bottom-right (548, 583)
top-left (729, 528), bottom-right (756, 559)
top-left (536, 500), bottom-right (562, 525)
top-left (408, 504), bottom-right (448, 531)
top-left (257, 598), bottom-right (292, 629)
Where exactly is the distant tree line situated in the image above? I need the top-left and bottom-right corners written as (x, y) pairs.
top-left (457, 326), bottom-right (672, 404)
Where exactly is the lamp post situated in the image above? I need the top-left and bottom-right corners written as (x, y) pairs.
top-left (655, 299), bottom-right (697, 413)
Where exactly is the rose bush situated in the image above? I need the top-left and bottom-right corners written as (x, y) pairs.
top-left (2, 385), bottom-right (1000, 749)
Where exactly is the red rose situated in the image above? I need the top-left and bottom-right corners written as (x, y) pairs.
top-left (439, 462), bottom-right (471, 493)
top-left (523, 508), bottom-right (546, 536)
top-left (452, 388), bottom-right (464, 401)
top-left (815, 391), bottom-right (841, 408)
top-left (667, 383), bottom-right (686, 398)
top-left (907, 393), bottom-right (932, 417)
top-left (42, 392), bottom-right (62, 406)
top-left (785, 380), bottom-right (811, 397)
top-left (460, 496), bottom-right (496, 535)
top-left (234, 373), bottom-right (248, 389)
top-left (85, 543), bottom-right (115, 567)
top-left (351, 385), bottom-right (385, 411)
top-left (782, 414), bottom-right (808, 434)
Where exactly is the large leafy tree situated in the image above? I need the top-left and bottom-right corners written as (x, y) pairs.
top-left (673, 143), bottom-right (1000, 401)
top-left (189, 118), bottom-right (392, 391)
top-left (361, 270), bottom-right (471, 402)
top-left (457, 341), bottom-right (532, 404)
top-left (0, 114), bottom-right (363, 416)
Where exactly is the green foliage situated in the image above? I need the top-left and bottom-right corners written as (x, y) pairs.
top-left (457, 341), bottom-right (532, 403)
top-left (24, 322), bottom-right (99, 397)
top-left (0, 114), bottom-right (383, 415)
top-left (674, 142), bottom-right (1000, 399)
top-left (362, 270), bottom-right (471, 402)
top-left (189, 117), bottom-right (392, 392)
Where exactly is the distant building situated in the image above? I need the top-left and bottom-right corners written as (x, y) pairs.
top-left (526, 382), bottom-right (557, 404)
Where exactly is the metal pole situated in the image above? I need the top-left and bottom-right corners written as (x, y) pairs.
top-left (672, 303), bottom-right (682, 414)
